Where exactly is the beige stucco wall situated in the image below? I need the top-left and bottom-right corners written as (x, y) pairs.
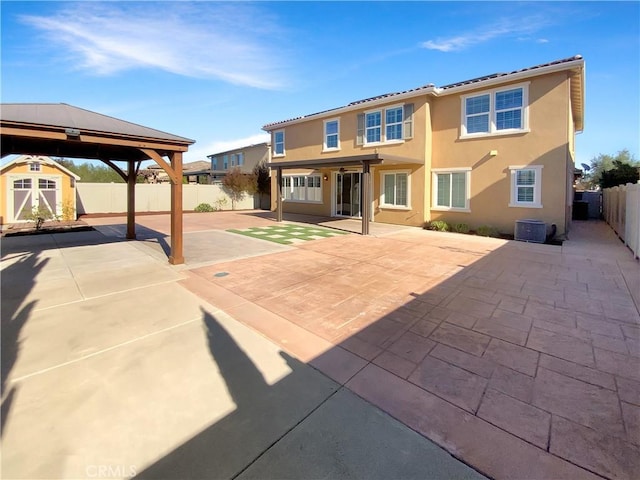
top-left (266, 69), bottom-right (577, 234)
top-left (269, 97), bottom-right (430, 226)
top-left (1, 160), bottom-right (77, 223)
top-left (429, 71), bottom-right (573, 235)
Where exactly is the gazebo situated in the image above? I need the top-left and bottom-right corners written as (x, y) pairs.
top-left (0, 103), bottom-right (195, 264)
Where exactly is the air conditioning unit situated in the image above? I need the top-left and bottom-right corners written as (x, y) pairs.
top-left (515, 219), bottom-right (546, 243)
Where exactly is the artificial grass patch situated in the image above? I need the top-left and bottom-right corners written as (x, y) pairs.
top-left (228, 224), bottom-right (348, 245)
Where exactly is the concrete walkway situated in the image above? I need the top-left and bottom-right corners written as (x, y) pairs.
top-left (3, 211), bottom-right (639, 479)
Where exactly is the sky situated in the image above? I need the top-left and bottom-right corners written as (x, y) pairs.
top-left (1, 1), bottom-right (639, 167)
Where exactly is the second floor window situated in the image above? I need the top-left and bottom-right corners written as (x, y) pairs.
top-left (366, 112), bottom-right (381, 143)
top-left (324, 119), bottom-right (339, 150)
top-left (358, 104), bottom-right (413, 145)
top-left (385, 107), bottom-right (403, 141)
top-left (274, 131), bottom-right (285, 156)
top-left (223, 155), bottom-right (228, 169)
top-left (237, 153), bottom-right (244, 166)
top-left (462, 85), bottom-right (527, 137)
top-left (211, 157), bottom-right (218, 170)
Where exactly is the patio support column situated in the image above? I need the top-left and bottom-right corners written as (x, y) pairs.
top-left (276, 166), bottom-right (283, 222)
top-left (126, 160), bottom-right (136, 239)
top-left (169, 151), bottom-right (184, 265)
top-left (361, 161), bottom-right (371, 235)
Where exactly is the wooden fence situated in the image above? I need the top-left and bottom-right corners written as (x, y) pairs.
top-left (603, 182), bottom-right (640, 259)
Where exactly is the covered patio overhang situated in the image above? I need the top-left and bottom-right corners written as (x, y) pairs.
top-left (1, 103), bottom-right (195, 264)
top-left (270, 153), bottom-right (422, 235)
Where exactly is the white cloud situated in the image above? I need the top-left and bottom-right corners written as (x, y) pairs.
top-left (184, 133), bottom-right (270, 163)
top-left (20, 3), bottom-right (288, 89)
top-left (422, 16), bottom-right (551, 52)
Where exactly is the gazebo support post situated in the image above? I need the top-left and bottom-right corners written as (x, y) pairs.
top-left (126, 161), bottom-right (136, 239)
top-left (169, 152), bottom-right (184, 265)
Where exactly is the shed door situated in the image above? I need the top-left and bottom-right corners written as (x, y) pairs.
top-left (8, 176), bottom-right (60, 222)
top-left (12, 178), bottom-right (35, 221)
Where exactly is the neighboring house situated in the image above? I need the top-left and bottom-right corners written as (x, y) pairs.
top-left (262, 56), bottom-right (585, 237)
top-left (0, 155), bottom-right (80, 224)
top-left (146, 160), bottom-right (212, 184)
top-left (207, 142), bottom-right (270, 181)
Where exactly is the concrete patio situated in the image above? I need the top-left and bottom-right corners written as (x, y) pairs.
top-left (2, 210), bottom-right (639, 479)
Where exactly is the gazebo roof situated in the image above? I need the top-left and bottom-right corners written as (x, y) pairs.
top-left (1, 103), bottom-right (194, 162)
top-left (1, 103), bottom-right (194, 143)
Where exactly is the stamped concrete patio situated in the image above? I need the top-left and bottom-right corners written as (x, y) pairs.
top-left (167, 212), bottom-right (638, 480)
top-left (4, 210), bottom-right (639, 479)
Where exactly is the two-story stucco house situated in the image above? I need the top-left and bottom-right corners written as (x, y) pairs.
top-left (207, 142), bottom-right (270, 182)
top-left (262, 55), bottom-right (585, 238)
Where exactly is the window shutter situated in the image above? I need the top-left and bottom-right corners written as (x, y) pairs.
top-left (356, 113), bottom-right (365, 145)
top-left (403, 103), bottom-right (414, 139)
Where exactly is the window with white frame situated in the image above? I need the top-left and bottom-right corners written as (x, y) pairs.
top-left (324, 119), bottom-right (339, 150)
top-left (365, 111), bottom-right (381, 143)
top-left (13, 178), bottom-right (32, 189)
top-left (237, 152), bottom-right (244, 166)
top-left (274, 131), bottom-right (285, 156)
top-left (358, 104), bottom-right (413, 145)
top-left (385, 107), bottom-right (403, 141)
top-left (432, 169), bottom-right (470, 211)
top-left (211, 157), bottom-right (218, 170)
top-left (38, 179), bottom-right (56, 189)
top-left (509, 165), bottom-right (543, 208)
top-left (282, 175), bottom-right (321, 202)
top-left (380, 171), bottom-right (410, 208)
top-left (462, 84), bottom-right (528, 137)
top-left (29, 163), bottom-right (41, 172)
top-left (223, 155), bottom-right (229, 169)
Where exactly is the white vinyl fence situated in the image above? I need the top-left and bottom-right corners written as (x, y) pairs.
top-left (603, 182), bottom-right (640, 259)
top-left (76, 183), bottom-right (259, 215)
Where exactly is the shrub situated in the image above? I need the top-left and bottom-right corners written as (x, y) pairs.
top-left (476, 225), bottom-right (500, 237)
top-left (61, 199), bottom-right (75, 221)
top-left (452, 223), bottom-right (470, 234)
top-left (214, 197), bottom-right (228, 211)
top-left (427, 220), bottom-right (449, 232)
top-left (22, 205), bottom-right (55, 230)
top-left (194, 203), bottom-right (215, 213)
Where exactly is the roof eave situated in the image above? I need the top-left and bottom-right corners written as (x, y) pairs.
top-left (433, 57), bottom-right (586, 97)
top-left (262, 87), bottom-right (436, 131)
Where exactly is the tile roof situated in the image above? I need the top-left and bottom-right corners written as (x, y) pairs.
top-left (263, 55), bottom-right (583, 129)
top-left (439, 55), bottom-right (583, 90)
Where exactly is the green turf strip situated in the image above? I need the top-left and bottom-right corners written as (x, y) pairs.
top-left (228, 224), bottom-right (348, 245)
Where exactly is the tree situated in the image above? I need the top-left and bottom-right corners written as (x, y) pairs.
top-left (252, 162), bottom-right (271, 209)
top-left (581, 149), bottom-right (639, 189)
top-left (222, 167), bottom-right (254, 210)
top-left (600, 160), bottom-right (640, 189)
top-left (55, 158), bottom-right (126, 183)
